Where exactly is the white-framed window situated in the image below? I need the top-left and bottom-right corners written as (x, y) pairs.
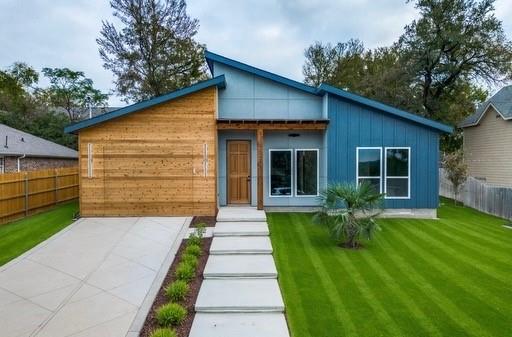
top-left (384, 147), bottom-right (410, 199)
top-left (269, 149), bottom-right (293, 197)
top-left (87, 143), bottom-right (93, 178)
top-left (0, 157), bottom-right (4, 174)
top-left (295, 149), bottom-right (319, 196)
top-left (356, 147), bottom-right (382, 193)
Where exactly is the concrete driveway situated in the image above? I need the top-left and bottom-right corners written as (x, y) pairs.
top-left (0, 216), bottom-right (189, 337)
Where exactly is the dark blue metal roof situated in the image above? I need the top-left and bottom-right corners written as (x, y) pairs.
top-left (206, 51), bottom-right (452, 134)
top-left (317, 84), bottom-right (453, 133)
top-left (64, 75), bottom-right (226, 134)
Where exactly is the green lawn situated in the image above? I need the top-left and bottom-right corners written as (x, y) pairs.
top-left (268, 200), bottom-right (512, 337)
top-left (0, 201), bottom-right (78, 266)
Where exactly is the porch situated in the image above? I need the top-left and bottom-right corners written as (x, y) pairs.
top-left (216, 119), bottom-right (328, 210)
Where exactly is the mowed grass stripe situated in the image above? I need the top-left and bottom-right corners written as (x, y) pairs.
top-left (439, 215), bottom-right (512, 247)
top-left (290, 213), bottom-right (359, 337)
top-left (419, 219), bottom-right (512, 267)
top-left (357, 248), bottom-right (444, 337)
top-left (395, 220), bottom-right (511, 286)
top-left (269, 214), bottom-right (312, 337)
top-left (384, 221), bottom-right (511, 311)
top-left (435, 218), bottom-right (511, 254)
top-left (376, 230), bottom-right (491, 337)
top-left (326, 249), bottom-right (407, 337)
top-left (383, 223), bottom-right (510, 334)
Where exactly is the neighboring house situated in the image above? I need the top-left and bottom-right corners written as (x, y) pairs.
top-left (460, 85), bottom-right (512, 187)
top-left (65, 51), bottom-right (452, 218)
top-left (0, 124), bottom-right (78, 173)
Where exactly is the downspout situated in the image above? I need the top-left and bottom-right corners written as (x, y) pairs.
top-left (17, 154), bottom-right (26, 172)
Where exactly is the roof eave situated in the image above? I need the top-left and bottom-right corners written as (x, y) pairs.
top-left (64, 75), bottom-right (226, 134)
top-left (318, 83), bottom-right (453, 134)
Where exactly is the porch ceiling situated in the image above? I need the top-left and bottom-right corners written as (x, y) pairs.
top-left (217, 119), bottom-right (329, 130)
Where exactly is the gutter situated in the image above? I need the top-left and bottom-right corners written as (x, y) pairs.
top-left (17, 154), bottom-right (26, 172)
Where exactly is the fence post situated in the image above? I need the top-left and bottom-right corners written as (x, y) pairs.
top-left (54, 169), bottom-right (58, 205)
top-left (24, 173), bottom-right (29, 216)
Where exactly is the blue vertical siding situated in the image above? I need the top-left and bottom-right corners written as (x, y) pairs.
top-left (327, 96), bottom-right (440, 209)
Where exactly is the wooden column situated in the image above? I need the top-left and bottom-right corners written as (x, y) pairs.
top-left (256, 128), bottom-right (264, 210)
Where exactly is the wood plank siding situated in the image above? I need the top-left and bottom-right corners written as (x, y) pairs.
top-left (78, 87), bottom-right (217, 216)
top-left (463, 106), bottom-right (512, 187)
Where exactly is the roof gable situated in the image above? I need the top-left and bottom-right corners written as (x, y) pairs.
top-left (65, 76), bottom-right (226, 134)
top-left (460, 85), bottom-right (512, 127)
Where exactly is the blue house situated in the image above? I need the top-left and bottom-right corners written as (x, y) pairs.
top-left (66, 51), bottom-right (452, 218)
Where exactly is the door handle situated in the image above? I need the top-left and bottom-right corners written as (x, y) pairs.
top-left (247, 176), bottom-right (251, 181)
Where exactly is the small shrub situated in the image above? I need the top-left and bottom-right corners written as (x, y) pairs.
top-left (181, 253), bottom-right (198, 269)
top-left (184, 244), bottom-right (201, 257)
top-left (149, 328), bottom-right (177, 337)
top-left (165, 280), bottom-right (189, 302)
top-left (155, 303), bottom-right (187, 326)
top-left (188, 224), bottom-right (206, 246)
top-left (175, 261), bottom-right (195, 281)
top-left (187, 233), bottom-right (201, 247)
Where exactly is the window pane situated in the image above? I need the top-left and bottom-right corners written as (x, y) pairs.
top-left (270, 151), bottom-right (292, 196)
top-left (386, 149), bottom-right (409, 176)
top-left (358, 178), bottom-right (380, 193)
top-left (358, 149), bottom-right (380, 177)
top-left (386, 178), bottom-right (408, 197)
top-left (296, 150), bottom-right (318, 196)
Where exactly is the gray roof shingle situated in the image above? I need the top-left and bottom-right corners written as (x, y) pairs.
top-left (460, 85), bottom-right (512, 127)
top-left (0, 124), bottom-right (78, 158)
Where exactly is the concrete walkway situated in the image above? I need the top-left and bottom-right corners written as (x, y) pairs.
top-left (190, 207), bottom-right (290, 337)
top-left (0, 217), bottom-right (188, 337)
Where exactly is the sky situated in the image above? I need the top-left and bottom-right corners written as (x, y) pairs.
top-left (0, 0), bottom-right (511, 106)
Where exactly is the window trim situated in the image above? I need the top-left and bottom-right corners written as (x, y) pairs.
top-left (384, 146), bottom-right (411, 199)
top-left (0, 156), bottom-right (4, 174)
top-left (268, 149), bottom-right (293, 198)
top-left (294, 149), bottom-right (320, 197)
top-left (356, 147), bottom-right (382, 193)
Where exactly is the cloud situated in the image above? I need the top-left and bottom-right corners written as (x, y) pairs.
top-left (0, 0), bottom-right (511, 106)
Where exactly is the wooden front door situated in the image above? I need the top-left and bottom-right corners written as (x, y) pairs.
top-left (227, 140), bottom-right (251, 204)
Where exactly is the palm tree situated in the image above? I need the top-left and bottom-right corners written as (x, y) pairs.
top-left (314, 182), bottom-right (384, 248)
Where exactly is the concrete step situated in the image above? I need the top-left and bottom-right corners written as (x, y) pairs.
top-left (210, 237), bottom-right (273, 255)
top-left (216, 207), bottom-right (267, 222)
top-left (195, 279), bottom-right (284, 313)
top-left (204, 255), bottom-right (277, 279)
top-left (214, 222), bottom-right (269, 237)
top-left (189, 313), bottom-right (290, 337)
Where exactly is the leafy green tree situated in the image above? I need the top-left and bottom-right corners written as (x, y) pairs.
top-left (314, 182), bottom-right (383, 249)
top-left (41, 68), bottom-right (108, 122)
top-left (398, 0), bottom-right (512, 121)
top-left (97, 0), bottom-right (206, 102)
top-left (0, 63), bottom-right (38, 115)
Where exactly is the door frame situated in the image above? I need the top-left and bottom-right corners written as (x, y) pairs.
top-left (226, 139), bottom-right (252, 205)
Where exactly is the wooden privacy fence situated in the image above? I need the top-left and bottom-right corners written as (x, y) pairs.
top-left (439, 168), bottom-right (512, 220)
top-left (0, 167), bottom-right (79, 225)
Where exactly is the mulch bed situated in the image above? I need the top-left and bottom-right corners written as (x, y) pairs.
top-left (140, 237), bottom-right (212, 337)
top-left (190, 216), bottom-right (216, 228)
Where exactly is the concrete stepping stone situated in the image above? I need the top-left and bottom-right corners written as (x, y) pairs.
top-left (195, 279), bottom-right (284, 313)
top-left (189, 313), bottom-right (290, 337)
top-left (209, 237), bottom-right (272, 255)
top-left (214, 222), bottom-right (269, 237)
top-left (204, 255), bottom-right (277, 279)
top-left (216, 207), bottom-right (267, 222)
